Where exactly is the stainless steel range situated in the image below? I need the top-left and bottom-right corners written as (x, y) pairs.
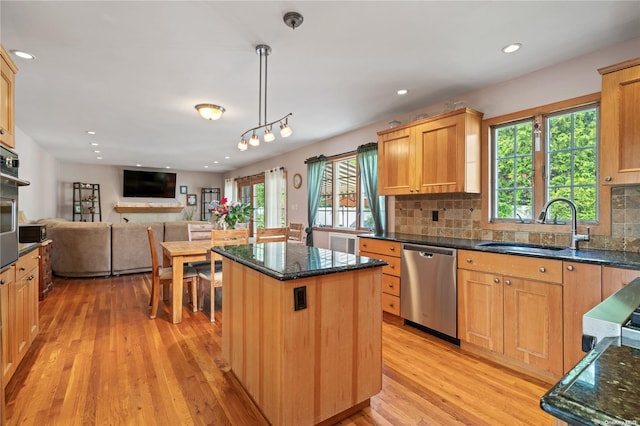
top-left (0, 146), bottom-right (30, 269)
top-left (583, 277), bottom-right (640, 350)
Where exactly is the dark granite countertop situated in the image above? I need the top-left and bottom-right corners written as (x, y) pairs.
top-left (359, 233), bottom-right (640, 270)
top-left (540, 337), bottom-right (640, 425)
top-left (212, 242), bottom-right (387, 281)
top-left (18, 242), bottom-right (39, 256)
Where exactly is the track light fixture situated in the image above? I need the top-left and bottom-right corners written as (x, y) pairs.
top-left (238, 44), bottom-right (293, 151)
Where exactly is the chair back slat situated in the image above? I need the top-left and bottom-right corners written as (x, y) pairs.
top-left (211, 228), bottom-right (250, 260)
top-left (256, 227), bottom-right (289, 243)
top-left (147, 227), bottom-right (160, 272)
top-left (287, 223), bottom-right (304, 242)
top-left (188, 223), bottom-right (216, 241)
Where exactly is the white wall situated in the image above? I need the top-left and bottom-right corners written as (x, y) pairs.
top-left (13, 127), bottom-right (58, 221)
top-left (226, 36), bottom-right (640, 230)
top-left (12, 36), bottom-right (640, 227)
top-left (12, 127), bottom-right (225, 222)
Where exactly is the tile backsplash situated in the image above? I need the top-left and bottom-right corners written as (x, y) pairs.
top-left (393, 186), bottom-right (640, 253)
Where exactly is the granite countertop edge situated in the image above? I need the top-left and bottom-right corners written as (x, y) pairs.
top-left (212, 245), bottom-right (387, 281)
top-left (359, 233), bottom-right (640, 270)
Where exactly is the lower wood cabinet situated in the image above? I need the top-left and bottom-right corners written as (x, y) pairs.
top-left (39, 240), bottom-right (53, 300)
top-left (1, 248), bottom-right (39, 387)
top-left (359, 238), bottom-right (401, 315)
top-left (458, 250), bottom-right (564, 378)
top-left (563, 262), bottom-right (602, 373)
top-left (601, 266), bottom-right (640, 299)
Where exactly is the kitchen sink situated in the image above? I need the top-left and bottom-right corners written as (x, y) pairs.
top-left (475, 242), bottom-right (566, 255)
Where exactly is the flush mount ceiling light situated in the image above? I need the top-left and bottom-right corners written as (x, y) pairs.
top-left (195, 103), bottom-right (226, 120)
top-left (11, 50), bottom-right (36, 60)
top-left (502, 43), bottom-right (522, 54)
top-left (237, 44), bottom-right (293, 151)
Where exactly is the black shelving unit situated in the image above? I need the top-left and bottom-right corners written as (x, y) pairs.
top-left (201, 187), bottom-right (221, 221)
top-left (73, 182), bottom-right (102, 222)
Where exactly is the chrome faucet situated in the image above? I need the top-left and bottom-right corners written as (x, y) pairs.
top-left (536, 197), bottom-right (590, 250)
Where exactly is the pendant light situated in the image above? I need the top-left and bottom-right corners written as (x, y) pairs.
top-left (238, 44), bottom-right (294, 150)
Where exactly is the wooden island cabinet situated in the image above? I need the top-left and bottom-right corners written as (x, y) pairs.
top-left (217, 242), bottom-right (385, 426)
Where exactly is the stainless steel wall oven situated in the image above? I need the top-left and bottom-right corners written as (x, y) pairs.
top-left (1, 146), bottom-right (30, 269)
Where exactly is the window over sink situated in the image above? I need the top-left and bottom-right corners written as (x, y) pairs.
top-left (488, 95), bottom-right (600, 225)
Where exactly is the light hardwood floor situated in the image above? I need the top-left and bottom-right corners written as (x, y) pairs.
top-left (5, 274), bottom-right (555, 425)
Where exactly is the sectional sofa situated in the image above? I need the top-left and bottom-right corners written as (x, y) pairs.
top-left (39, 220), bottom-right (210, 277)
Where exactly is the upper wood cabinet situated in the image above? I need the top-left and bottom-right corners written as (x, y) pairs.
top-left (377, 108), bottom-right (483, 195)
top-left (599, 57), bottom-right (640, 185)
top-left (0, 44), bottom-right (18, 149)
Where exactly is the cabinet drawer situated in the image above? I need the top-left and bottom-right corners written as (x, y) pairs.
top-left (1, 265), bottom-right (15, 285)
top-left (382, 274), bottom-right (400, 296)
top-left (361, 251), bottom-right (401, 277)
top-left (458, 249), bottom-right (562, 284)
top-left (16, 251), bottom-right (39, 280)
top-left (359, 238), bottom-right (401, 257)
top-left (382, 293), bottom-right (400, 316)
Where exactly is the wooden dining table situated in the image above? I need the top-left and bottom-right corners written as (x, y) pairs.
top-left (159, 240), bottom-right (212, 324)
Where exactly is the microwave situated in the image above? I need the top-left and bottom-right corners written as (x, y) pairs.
top-left (19, 224), bottom-right (46, 243)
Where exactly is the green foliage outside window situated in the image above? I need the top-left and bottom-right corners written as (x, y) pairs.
top-left (492, 105), bottom-right (598, 222)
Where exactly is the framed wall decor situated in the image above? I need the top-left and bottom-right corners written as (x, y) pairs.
top-left (180, 185), bottom-right (188, 194)
top-left (293, 173), bottom-right (302, 189)
top-left (186, 194), bottom-right (197, 206)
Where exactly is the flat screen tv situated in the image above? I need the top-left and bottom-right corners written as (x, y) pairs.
top-left (123, 169), bottom-right (176, 198)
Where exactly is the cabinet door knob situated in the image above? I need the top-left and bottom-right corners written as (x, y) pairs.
top-left (0, 279), bottom-right (5, 285)
top-left (494, 278), bottom-right (500, 284)
top-left (505, 279), bottom-right (511, 286)
top-left (389, 246), bottom-right (395, 251)
top-left (387, 283), bottom-right (394, 288)
top-left (389, 303), bottom-right (394, 308)
top-left (28, 275), bottom-right (35, 281)
top-left (362, 243), bottom-right (367, 248)
top-left (19, 267), bottom-right (26, 271)
top-left (0, 128), bottom-right (5, 135)
top-left (466, 258), bottom-right (472, 263)
top-left (539, 267), bottom-right (546, 273)
top-left (566, 265), bottom-right (574, 271)
top-left (604, 176), bottom-right (612, 182)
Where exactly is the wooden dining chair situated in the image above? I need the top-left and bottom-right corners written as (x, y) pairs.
top-left (187, 223), bottom-right (216, 268)
top-left (146, 227), bottom-right (199, 319)
top-left (287, 223), bottom-right (304, 242)
top-left (256, 227), bottom-right (289, 243)
top-left (195, 228), bottom-right (249, 322)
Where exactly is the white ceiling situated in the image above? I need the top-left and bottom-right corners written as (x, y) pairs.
top-left (2, 1), bottom-right (640, 172)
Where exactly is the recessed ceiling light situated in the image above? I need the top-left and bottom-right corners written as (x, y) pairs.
top-left (93, 150), bottom-right (101, 153)
top-left (213, 160), bottom-right (219, 164)
top-left (397, 89), bottom-right (408, 95)
top-left (86, 130), bottom-right (96, 135)
top-left (136, 164), bottom-right (142, 167)
top-left (11, 50), bottom-right (36, 60)
top-left (225, 156), bottom-right (230, 160)
top-left (90, 142), bottom-right (99, 146)
top-left (502, 43), bottom-right (522, 54)
top-left (165, 166), bottom-right (171, 169)
top-left (203, 165), bottom-right (209, 169)
top-left (96, 156), bottom-right (103, 160)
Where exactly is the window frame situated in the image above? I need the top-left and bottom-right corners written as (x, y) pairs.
top-left (315, 152), bottom-right (371, 231)
top-left (481, 92), bottom-right (611, 236)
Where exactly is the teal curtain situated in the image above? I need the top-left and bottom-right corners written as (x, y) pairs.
top-left (305, 155), bottom-right (327, 246)
top-left (358, 143), bottom-right (386, 235)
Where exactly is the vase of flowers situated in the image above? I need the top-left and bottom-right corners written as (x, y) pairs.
top-left (209, 197), bottom-right (253, 229)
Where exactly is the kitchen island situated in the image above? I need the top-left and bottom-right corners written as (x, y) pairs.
top-left (213, 242), bottom-right (386, 426)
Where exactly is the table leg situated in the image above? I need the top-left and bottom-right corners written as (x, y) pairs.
top-left (172, 255), bottom-right (184, 324)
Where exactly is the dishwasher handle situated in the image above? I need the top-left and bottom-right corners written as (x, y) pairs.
top-left (402, 244), bottom-right (456, 257)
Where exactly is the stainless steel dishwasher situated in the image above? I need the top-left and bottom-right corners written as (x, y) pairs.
top-left (401, 244), bottom-right (458, 340)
